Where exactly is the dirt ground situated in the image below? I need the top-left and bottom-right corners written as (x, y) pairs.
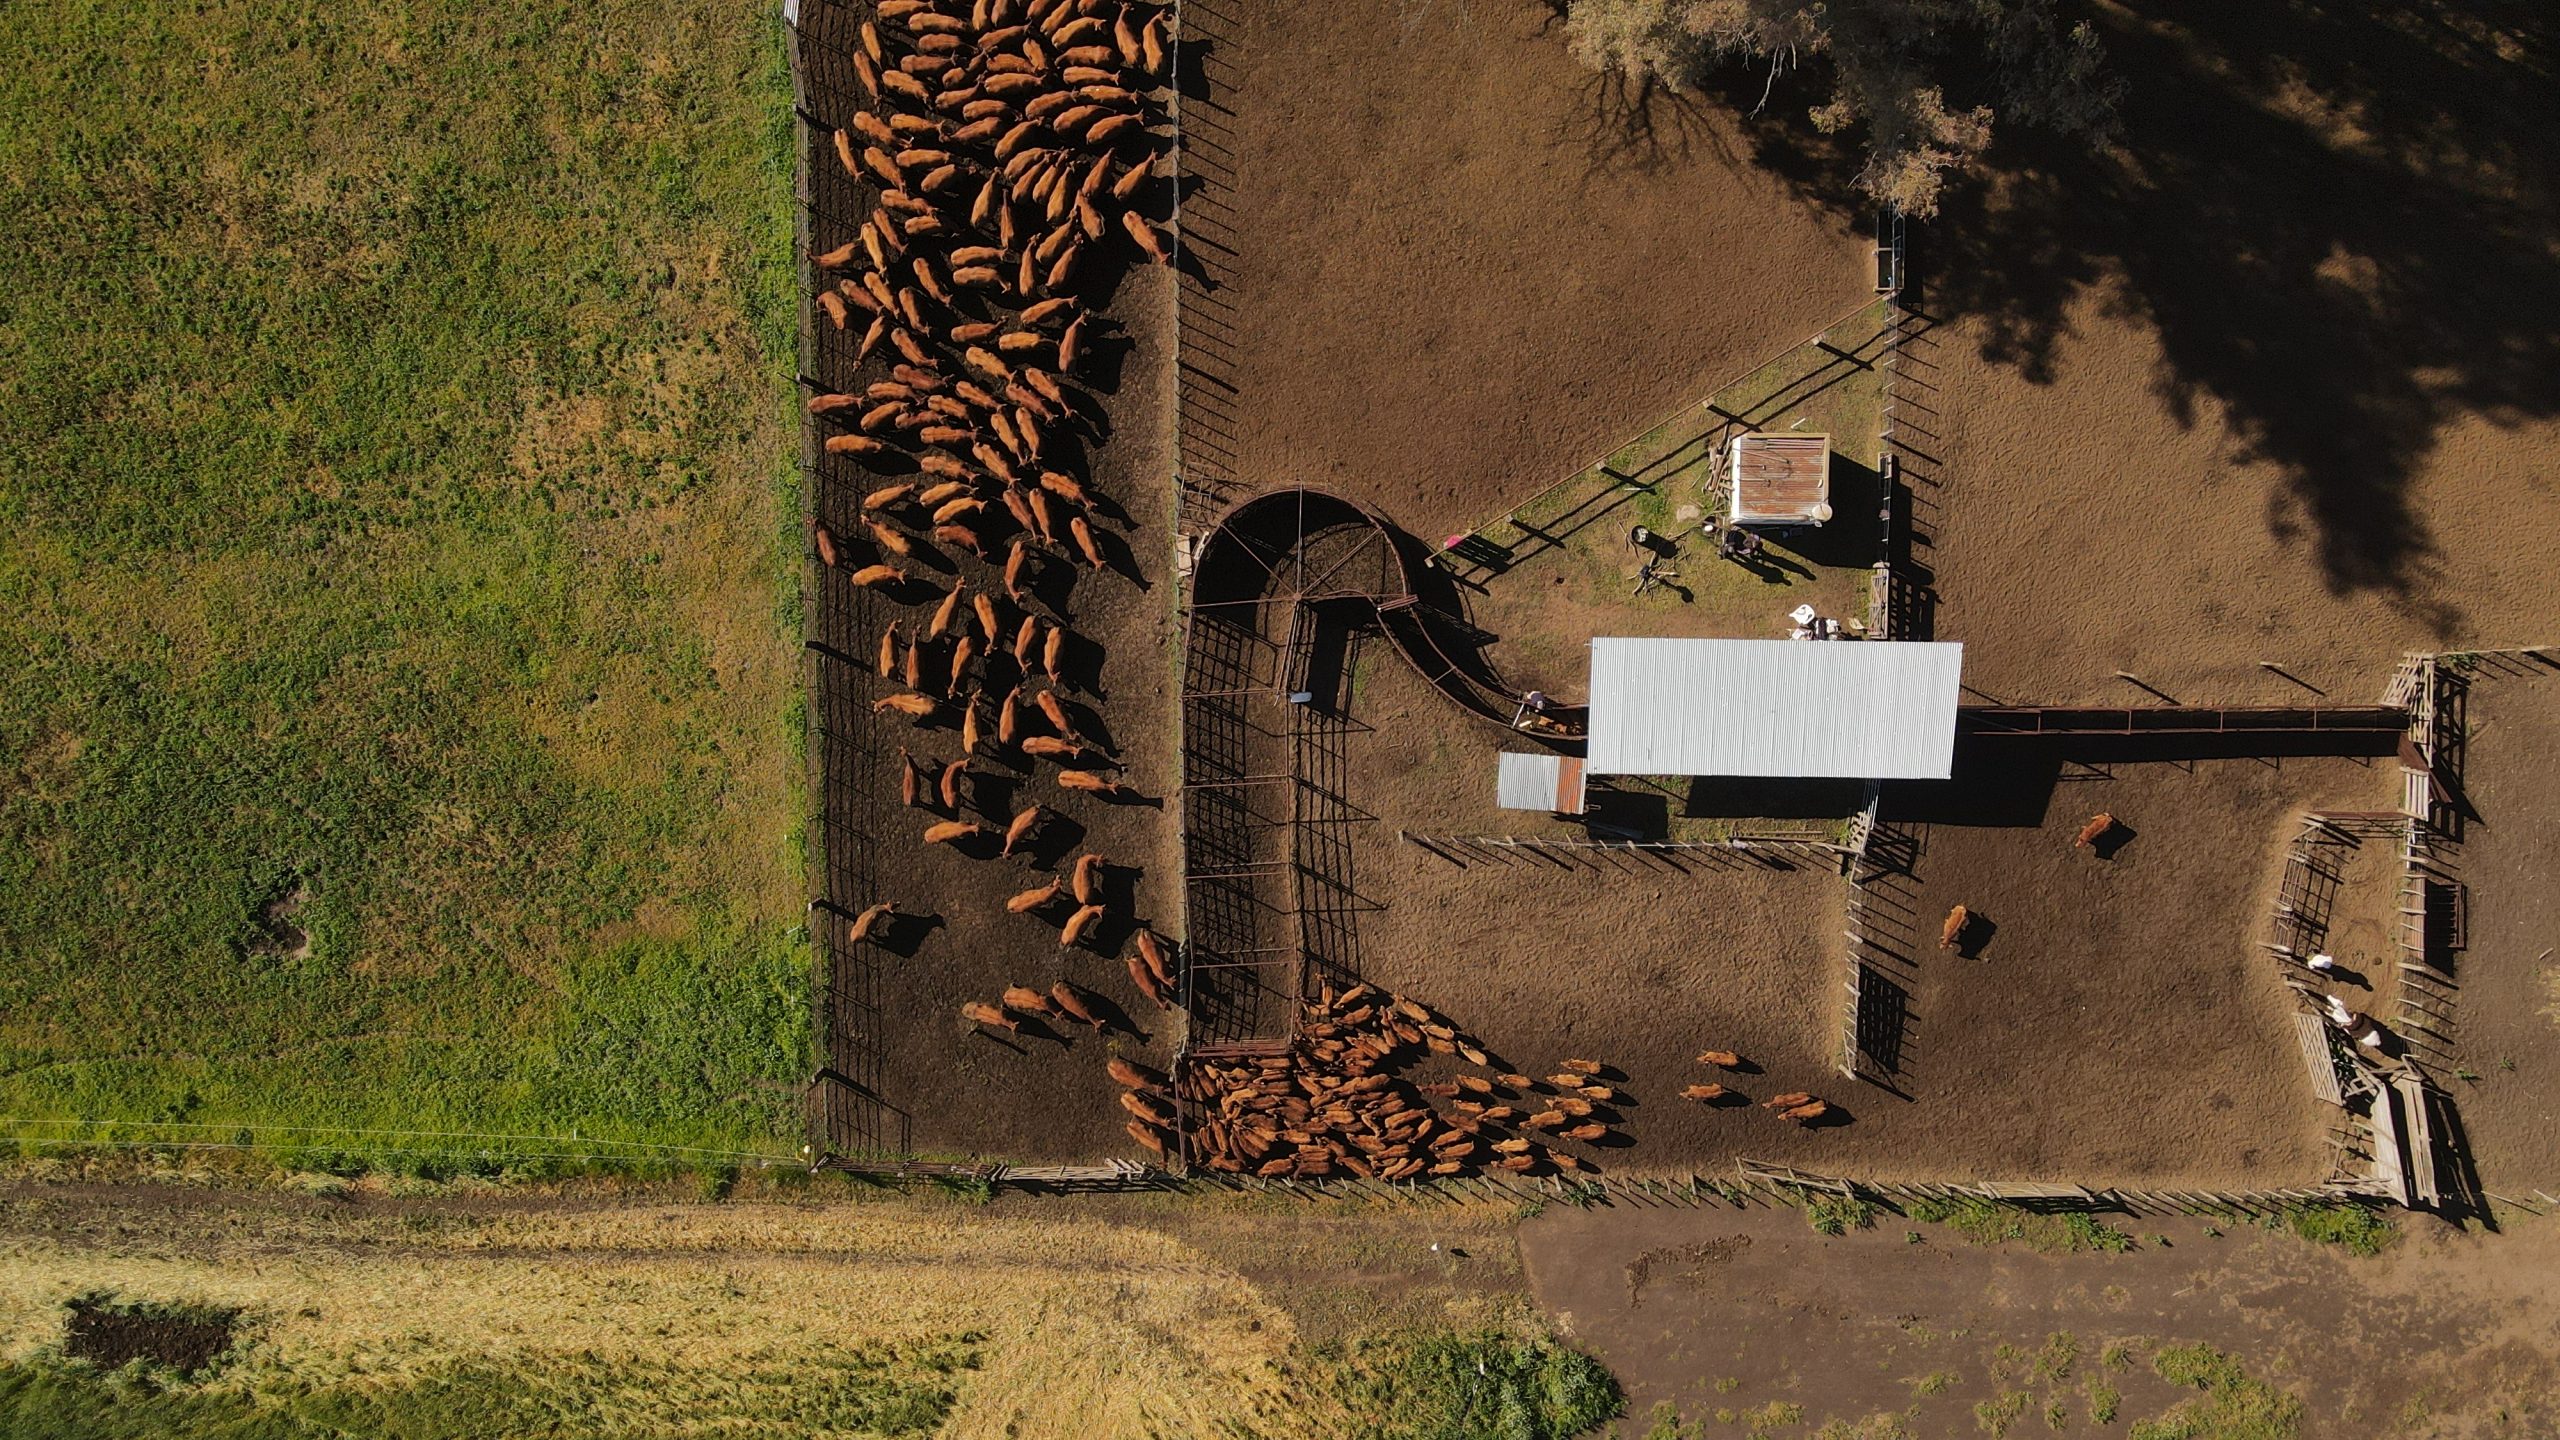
top-left (1524, 1204), bottom-right (2560, 1438)
top-left (2442, 663), bottom-right (2560, 1196)
top-left (1907, 7), bottom-right (2560, 707)
top-left (2321, 832), bottom-right (2410, 988)
top-left (800, 2), bottom-right (1184, 1163)
top-left (841, 275), bottom-right (1185, 1163)
top-left (1353, 647), bottom-right (1851, 1176)
top-left (867, 0), bottom-right (2560, 1184)
top-left (1187, 0), bottom-right (1871, 539)
top-left (1864, 749), bottom-right (2400, 1187)
top-left (1348, 642), bottom-right (2390, 1186)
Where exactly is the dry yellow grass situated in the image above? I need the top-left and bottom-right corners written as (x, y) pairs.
top-left (0, 1188), bottom-right (1536, 1438)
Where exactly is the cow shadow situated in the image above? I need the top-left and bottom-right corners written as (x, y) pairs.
top-left (1016, 812), bottom-right (1089, 870)
top-left (1086, 523), bottom-right (1153, 591)
top-left (936, 827), bottom-right (1005, 863)
top-left (1014, 1013), bottom-right (1078, 1049)
top-left (1087, 784), bottom-right (1164, 810)
top-left (1952, 914), bottom-right (1997, 960)
top-left (961, 766), bottom-right (1020, 822)
top-left (1048, 627), bottom-right (1106, 697)
top-left (871, 910), bottom-right (944, 958)
top-left (1079, 990), bottom-right (1150, 1044)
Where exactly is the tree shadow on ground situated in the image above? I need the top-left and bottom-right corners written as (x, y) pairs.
top-left (1575, 2), bottom-right (2560, 623)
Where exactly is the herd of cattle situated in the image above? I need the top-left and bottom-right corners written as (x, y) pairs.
top-left (1109, 984), bottom-right (1837, 1178)
top-left (809, 0), bottom-right (1184, 1083)
top-left (814, 0), bottom-right (1844, 1177)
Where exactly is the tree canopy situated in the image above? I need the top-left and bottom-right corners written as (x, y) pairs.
top-left (1565, 0), bottom-right (2121, 217)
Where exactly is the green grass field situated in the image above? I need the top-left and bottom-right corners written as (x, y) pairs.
top-left (0, 1), bottom-right (807, 1160)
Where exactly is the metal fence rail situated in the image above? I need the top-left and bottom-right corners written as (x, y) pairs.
top-left (1961, 705), bottom-right (2410, 736)
top-left (792, 0), bottom-right (902, 1159)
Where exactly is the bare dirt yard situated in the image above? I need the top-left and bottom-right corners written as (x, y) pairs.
top-left (1525, 1203), bottom-right (2560, 1438)
top-left (2441, 661), bottom-right (2560, 1196)
top-left (1184, 0), bottom-right (1870, 540)
top-left (850, 0), bottom-right (2560, 1192)
top-left (1864, 747), bottom-right (2401, 1187)
top-left (833, 292), bottom-right (1185, 1162)
top-left (1347, 645), bottom-right (2394, 1187)
top-left (799, 0), bottom-right (1184, 1161)
top-left (1902, 7), bottom-right (2560, 707)
top-left (1352, 651), bottom-right (1851, 1177)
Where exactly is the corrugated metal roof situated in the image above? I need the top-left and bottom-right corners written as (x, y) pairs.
top-left (1585, 638), bottom-right (1964, 779)
top-left (1496, 752), bottom-right (1587, 813)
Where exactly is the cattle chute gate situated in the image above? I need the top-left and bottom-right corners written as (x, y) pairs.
top-left (1176, 490), bottom-right (1588, 1047)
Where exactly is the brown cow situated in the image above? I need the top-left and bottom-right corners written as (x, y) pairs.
top-left (848, 901), bottom-right (896, 945)
top-left (1050, 979), bottom-right (1104, 1029)
top-left (1059, 902), bottom-right (1105, 949)
top-left (1118, 1090), bottom-right (1173, 1127)
top-left (930, 583), bottom-right (967, 640)
top-left (1069, 514), bottom-right (1107, 569)
top-left (1126, 954), bottom-right (1168, 1009)
top-left (1134, 929), bottom-right (1174, 989)
top-left (1007, 878), bottom-right (1064, 914)
top-left (1107, 1057), bottom-right (1166, 1090)
top-left (1001, 804), bottom-right (1044, 857)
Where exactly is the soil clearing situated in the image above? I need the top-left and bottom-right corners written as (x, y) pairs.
top-left (1912, 5), bottom-right (2560, 707)
top-left (1184, 0), bottom-right (1870, 538)
top-left (1164, 0), bottom-right (2474, 1192)
top-left (1347, 651), bottom-right (2386, 1187)
top-left (2441, 661), bottom-right (2560, 1195)
top-left (1524, 1204), bottom-right (2560, 1438)
top-left (800, 0), bottom-right (1184, 1161)
top-left (61, 1296), bottom-right (236, 1378)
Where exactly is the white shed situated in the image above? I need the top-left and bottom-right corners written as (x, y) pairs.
top-left (1495, 751), bottom-right (1588, 814)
